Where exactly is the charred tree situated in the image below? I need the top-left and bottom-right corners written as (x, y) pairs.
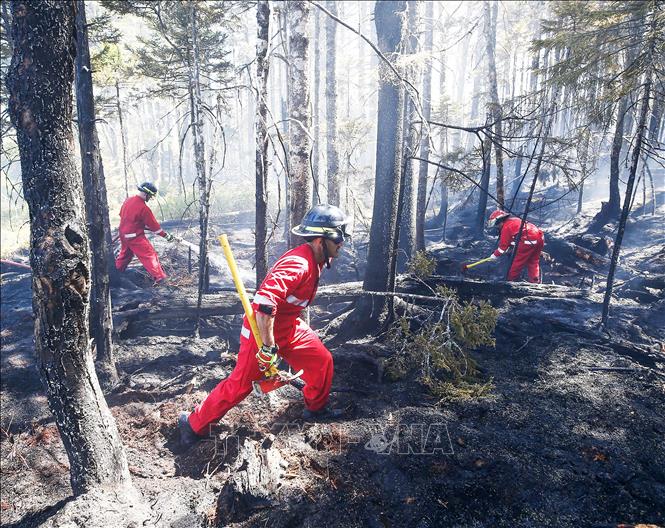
top-left (352, 0), bottom-right (407, 325)
top-left (484, 0), bottom-right (504, 208)
top-left (255, 0), bottom-right (270, 285)
top-left (602, 42), bottom-right (655, 328)
top-left (397, 1), bottom-right (420, 272)
top-left (415, 0), bottom-right (433, 251)
top-left (325, 0), bottom-right (340, 206)
top-left (115, 79), bottom-right (130, 199)
top-left (475, 117), bottom-right (493, 237)
top-left (312, 5), bottom-right (321, 201)
top-left (189, 2), bottom-right (211, 336)
top-left (6, 0), bottom-right (131, 494)
top-left (287, 0), bottom-right (312, 247)
top-left (74, 0), bottom-right (118, 388)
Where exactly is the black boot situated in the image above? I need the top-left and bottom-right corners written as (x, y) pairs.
top-left (302, 406), bottom-right (345, 422)
top-left (178, 412), bottom-right (202, 448)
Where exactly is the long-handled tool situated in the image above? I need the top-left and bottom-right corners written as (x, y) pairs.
top-left (217, 235), bottom-right (304, 394)
top-left (461, 256), bottom-right (494, 272)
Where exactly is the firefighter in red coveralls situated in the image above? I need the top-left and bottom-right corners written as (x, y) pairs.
top-left (115, 182), bottom-right (175, 283)
top-left (178, 204), bottom-right (351, 447)
top-left (486, 210), bottom-right (544, 283)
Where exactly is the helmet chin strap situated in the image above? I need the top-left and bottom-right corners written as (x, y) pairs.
top-left (322, 238), bottom-right (331, 269)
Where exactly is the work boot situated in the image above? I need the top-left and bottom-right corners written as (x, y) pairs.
top-left (302, 406), bottom-right (345, 422)
top-left (178, 412), bottom-right (202, 448)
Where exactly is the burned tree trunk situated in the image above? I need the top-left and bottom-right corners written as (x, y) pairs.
top-left (312, 5), bottom-right (321, 201)
top-left (475, 120), bottom-right (492, 237)
top-left (115, 80), bottom-right (130, 199)
top-left (6, 0), bottom-right (130, 494)
top-left (287, 0), bottom-right (312, 247)
top-left (255, 0), bottom-right (270, 285)
top-left (352, 0), bottom-right (407, 325)
top-left (602, 57), bottom-right (654, 327)
top-left (415, 0), bottom-right (433, 251)
top-left (189, 2), bottom-right (211, 335)
top-left (484, 0), bottom-right (504, 208)
top-left (325, 0), bottom-right (340, 207)
top-left (75, 0), bottom-right (118, 389)
top-left (397, 0), bottom-right (420, 272)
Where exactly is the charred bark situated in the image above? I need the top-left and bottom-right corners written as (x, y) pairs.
top-left (474, 120), bottom-right (492, 237)
top-left (351, 0), bottom-right (407, 325)
top-left (6, 0), bottom-right (130, 494)
top-left (75, 0), bottom-right (118, 389)
top-left (325, 0), bottom-right (340, 207)
top-left (484, 0), bottom-right (504, 208)
top-left (115, 80), bottom-right (129, 199)
top-left (415, 0), bottom-right (434, 251)
top-left (255, 0), bottom-right (270, 285)
top-left (602, 57), bottom-right (654, 328)
top-left (397, 1), bottom-right (420, 273)
top-left (189, 2), bottom-right (211, 336)
top-left (287, 0), bottom-right (312, 248)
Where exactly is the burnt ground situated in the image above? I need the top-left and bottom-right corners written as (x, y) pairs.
top-left (1, 209), bottom-right (664, 528)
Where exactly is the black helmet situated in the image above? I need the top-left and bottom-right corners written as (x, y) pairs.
top-left (137, 182), bottom-right (158, 197)
top-left (291, 204), bottom-right (351, 244)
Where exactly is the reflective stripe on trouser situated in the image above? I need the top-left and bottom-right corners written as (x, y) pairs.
top-left (188, 318), bottom-right (334, 435)
top-left (115, 235), bottom-right (167, 281)
top-left (507, 238), bottom-right (544, 283)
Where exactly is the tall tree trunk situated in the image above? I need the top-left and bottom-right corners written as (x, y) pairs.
top-left (607, 96), bottom-right (628, 218)
top-left (397, 0), bottom-right (420, 271)
top-left (475, 116), bottom-right (492, 236)
top-left (352, 0), bottom-right (406, 325)
top-left (6, 0), bottom-right (131, 495)
top-left (577, 130), bottom-right (590, 214)
top-left (415, 0), bottom-right (433, 251)
top-left (602, 56), bottom-right (654, 328)
top-left (325, 0), bottom-right (340, 206)
top-left (115, 80), bottom-right (130, 198)
top-left (75, 0), bottom-right (118, 388)
top-left (255, 0), bottom-right (270, 285)
top-left (190, 1), bottom-right (210, 336)
top-left (312, 5), bottom-right (321, 202)
top-left (287, 0), bottom-right (312, 247)
top-left (484, 0), bottom-right (504, 207)
top-left (279, 5), bottom-right (291, 239)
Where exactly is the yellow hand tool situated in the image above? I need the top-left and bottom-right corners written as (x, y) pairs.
top-left (461, 256), bottom-right (494, 272)
top-left (218, 235), bottom-right (303, 390)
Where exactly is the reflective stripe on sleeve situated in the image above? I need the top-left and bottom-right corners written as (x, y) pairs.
top-left (286, 294), bottom-right (309, 307)
top-left (496, 247), bottom-right (506, 254)
top-left (252, 293), bottom-right (274, 306)
top-left (240, 326), bottom-right (251, 339)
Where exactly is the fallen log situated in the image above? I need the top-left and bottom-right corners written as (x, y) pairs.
top-left (544, 235), bottom-right (610, 271)
top-left (112, 276), bottom-right (591, 334)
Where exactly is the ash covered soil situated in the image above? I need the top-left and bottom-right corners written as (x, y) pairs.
top-left (1, 210), bottom-right (664, 528)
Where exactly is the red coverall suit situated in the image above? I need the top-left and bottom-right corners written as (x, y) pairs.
top-left (493, 217), bottom-right (544, 283)
top-left (115, 195), bottom-right (168, 281)
top-left (188, 243), bottom-right (333, 435)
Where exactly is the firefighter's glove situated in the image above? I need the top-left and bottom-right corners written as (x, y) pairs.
top-left (256, 344), bottom-right (279, 372)
top-left (164, 232), bottom-right (175, 242)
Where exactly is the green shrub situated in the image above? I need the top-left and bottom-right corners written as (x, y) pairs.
top-left (385, 286), bottom-right (497, 402)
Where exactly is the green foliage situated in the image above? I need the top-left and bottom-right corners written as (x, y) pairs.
top-left (407, 250), bottom-right (436, 280)
top-left (384, 286), bottom-right (498, 402)
top-left (104, 0), bottom-right (238, 100)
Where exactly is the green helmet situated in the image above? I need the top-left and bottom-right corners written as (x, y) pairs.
top-left (291, 204), bottom-right (351, 244)
top-left (137, 182), bottom-right (158, 197)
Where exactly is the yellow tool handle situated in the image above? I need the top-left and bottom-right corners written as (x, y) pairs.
top-left (218, 234), bottom-right (264, 349)
top-left (466, 256), bottom-right (493, 269)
